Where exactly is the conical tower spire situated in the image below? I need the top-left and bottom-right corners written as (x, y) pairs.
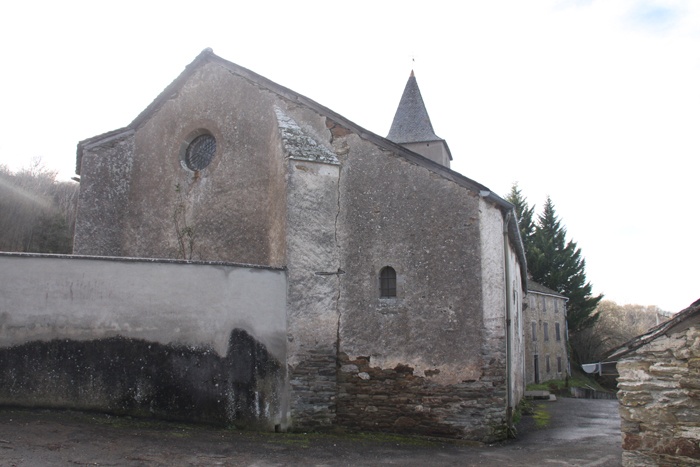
top-left (387, 71), bottom-right (452, 168)
top-left (387, 70), bottom-right (441, 143)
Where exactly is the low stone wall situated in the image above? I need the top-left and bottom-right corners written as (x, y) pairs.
top-left (336, 353), bottom-right (507, 442)
top-left (616, 326), bottom-right (700, 466)
top-left (0, 253), bottom-right (288, 429)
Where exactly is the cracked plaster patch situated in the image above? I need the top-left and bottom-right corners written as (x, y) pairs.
top-left (275, 107), bottom-right (339, 164)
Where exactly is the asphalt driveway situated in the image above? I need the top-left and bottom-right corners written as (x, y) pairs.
top-left (0, 398), bottom-right (621, 466)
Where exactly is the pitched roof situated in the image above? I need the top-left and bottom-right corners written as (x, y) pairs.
top-left (387, 71), bottom-right (443, 144)
top-left (527, 280), bottom-right (567, 299)
top-left (606, 299), bottom-right (700, 360)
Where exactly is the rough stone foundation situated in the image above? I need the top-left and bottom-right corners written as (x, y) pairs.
top-left (288, 348), bottom-right (338, 429)
top-left (336, 353), bottom-right (507, 442)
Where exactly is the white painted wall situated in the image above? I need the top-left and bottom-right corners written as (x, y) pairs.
top-left (0, 254), bottom-right (287, 360)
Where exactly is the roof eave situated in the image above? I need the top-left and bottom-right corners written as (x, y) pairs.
top-left (605, 301), bottom-right (700, 361)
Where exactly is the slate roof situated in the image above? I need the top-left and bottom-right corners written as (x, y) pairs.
top-left (606, 299), bottom-right (700, 360)
top-left (527, 280), bottom-right (567, 299)
top-left (387, 71), bottom-right (443, 144)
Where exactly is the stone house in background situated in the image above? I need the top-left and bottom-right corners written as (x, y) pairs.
top-left (608, 299), bottom-right (700, 466)
top-left (0, 49), bottom-right (527, 442)
top-left (524, 281), bottom-right (569, 385)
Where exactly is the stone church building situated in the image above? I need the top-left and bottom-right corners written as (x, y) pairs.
top-left (0, 49), bottom-right (527, 441)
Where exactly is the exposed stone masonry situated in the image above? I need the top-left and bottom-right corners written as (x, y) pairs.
top-left (617, 326), bottom-right (700, 466)
top-left (288, 349), bottom-right (337, 429)
top-left (336, 353), bottom-right (507, 442)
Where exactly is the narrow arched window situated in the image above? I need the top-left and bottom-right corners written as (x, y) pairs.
top-left (379, 266), bottom-right (397, 298)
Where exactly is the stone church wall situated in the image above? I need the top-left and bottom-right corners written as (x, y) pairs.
top-left (0, 253), bottom-right (287, 430)
top-left (76, 62), bottom-right (288, 266)
top-left (284, 154), bottom-right (342, 430)
top-left (74, 132), bottom-right (134, 257)
top-left (332, 132), bottom-right (512, 441)
top-left (617, 326), bottom-right (700, 466)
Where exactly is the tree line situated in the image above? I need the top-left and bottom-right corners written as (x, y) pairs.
top-left (0, 160), bottom-right (78, 254)
top-left (506, 183), bottom-right (667, 365)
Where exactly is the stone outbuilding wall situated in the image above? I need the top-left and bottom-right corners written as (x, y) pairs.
top-left (609, 301), bottom-right (700, 466)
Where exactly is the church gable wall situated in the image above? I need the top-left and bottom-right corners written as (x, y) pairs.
top-left (75, 62), bottom-right (287, 266)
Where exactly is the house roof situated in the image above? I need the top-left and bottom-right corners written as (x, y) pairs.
top-left (606, 299), bottom-right (700, 360)
top-left (75, 48), bottom-right (527, 289)
top-left (527, 280), bottom-right (567, 299)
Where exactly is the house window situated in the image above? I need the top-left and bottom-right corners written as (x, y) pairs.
top-left (557, 356), bottom-right (562, 373)
top-left (379, 266), bottom-right (397, 298)
top-left (554, 299), bottom-right (559, 313)
top-left (546, 355), bottom-right (551, 373)
top-left (531, 322), bottom-right (537, 341)
top-left (541, 295), bottom-right (547, 312)
top-left (544, 322), bottom-right (549, 341)
top-left (555, 322), bottom-right (561, 341)
top-left (534, 355), bottom-right (540, 384)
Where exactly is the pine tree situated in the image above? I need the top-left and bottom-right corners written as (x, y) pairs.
top-left (506, 183), bottom-right (536, 253)
top-left (528, 197), bottom-right (603, 334)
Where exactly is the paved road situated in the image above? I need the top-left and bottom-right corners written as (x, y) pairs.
top-left (0, 398), bottom-right (621, 466)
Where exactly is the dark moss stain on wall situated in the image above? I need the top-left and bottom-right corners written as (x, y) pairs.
top-left (0, 329), bottom-right (282, 428)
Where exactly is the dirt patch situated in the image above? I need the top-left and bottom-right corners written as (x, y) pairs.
top-left (0, 398), bottom-right (621, 466)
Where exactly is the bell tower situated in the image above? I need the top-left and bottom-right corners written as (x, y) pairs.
top-left (387, 71), bottom-right (452, 168)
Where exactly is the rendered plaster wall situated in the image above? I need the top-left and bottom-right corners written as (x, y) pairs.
top-left (75, 62), bottom-right (287, 266)
top-left (617, 326), bottom-right (700, 466)
top-left (524, 292), bottom-right (569, 384)
top-left (477, 199), bottom-right (510, 431)
top-left (506, 243), bottom-right (525, 406)
top-left (332, 131), bottom-right (513, 440)
top-left (284, 157), bottom-right (341, 429)
top-left (0, 253), bottom-right (287, 428)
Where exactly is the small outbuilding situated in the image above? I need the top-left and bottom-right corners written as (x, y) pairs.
top-left (608, 299), bottom-right (700, 466)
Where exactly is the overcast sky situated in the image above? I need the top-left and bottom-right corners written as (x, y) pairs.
top-left (1, 0), bottom-right (698, 312)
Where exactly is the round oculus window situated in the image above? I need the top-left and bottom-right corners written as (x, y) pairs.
top-left (184, 134), bottom-right (216, 171)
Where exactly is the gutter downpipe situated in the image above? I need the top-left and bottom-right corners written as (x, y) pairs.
top-left (503, 210), bottom-right (514, 435)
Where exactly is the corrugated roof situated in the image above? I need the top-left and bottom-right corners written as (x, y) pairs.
top-left (386, 71), bottom-right (442, 144)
